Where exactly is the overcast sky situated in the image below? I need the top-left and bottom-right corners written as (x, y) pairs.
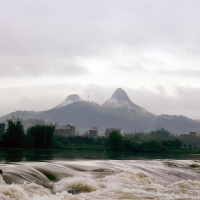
top-left (1, 0), bottom-right (200, 119)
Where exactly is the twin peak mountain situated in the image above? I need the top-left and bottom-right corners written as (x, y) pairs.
top-left (39, 88), bottom-right (200, 134)
top-left (54, 88), bottom-right (146, 113)
top-left (1, 88), bottom-right (200, 134)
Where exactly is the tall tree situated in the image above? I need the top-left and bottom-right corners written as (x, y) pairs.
top-left (109, 130), bottom-right (124, 151)
top-left (27, 123), bottom-right (55, 148)
top-left (3, 119), bottom-right (25, 148)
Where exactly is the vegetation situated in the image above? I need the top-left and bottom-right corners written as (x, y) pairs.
top-left (1, 119), bottom-right (200, 154)
top-left (108, 130), bottom-right (124, 151)
top-left (27, 123), bottom-right (55, 148)
top-left (2, 119), bottom-right (55, 149)
top-left (3, 119), bottom-right (25, 148)
top-left (53, 134), bottom-right (106, 149)
top-left (179, 134), bottom-right (200, 149)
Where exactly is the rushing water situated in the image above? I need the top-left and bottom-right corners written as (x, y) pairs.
top-left (1, 149), bottom-right (200, 199)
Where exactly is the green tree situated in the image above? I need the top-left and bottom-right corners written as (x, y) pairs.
top-left (27, 123), bottom-right (55, 148)
top-left (109, 130), bottom-right (124, 151)
top-left (3, 119), bottom-right (25, 148)
top-left (162, 138), bottom-right (182, 149)
top-left (148, 138), bottom-right (162, 151)
top-left (150, 128), bottom-right (173, 140)
top-left (45, 125), bottom-right (55, 148)
top-left (124, 139), bottom-right (139, 152)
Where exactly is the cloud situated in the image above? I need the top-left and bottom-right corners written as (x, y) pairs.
top-left (127, 86), bottom-right (200, 120)
top-left (157, 69), bottom-right (200, 77)
top-left (1, 0), bottom-right (200, 58)
top-left (0, 0), bottom-right (199, 82)
top-left (0, 83), bottom-right (86, 117)
top-left (1, 1), bottom-right (200, 120)
top-left (0, 56), bottom-right (89, 78)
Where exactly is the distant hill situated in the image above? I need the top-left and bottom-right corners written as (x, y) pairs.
top-left (1, 88), bottom-right (200, 134)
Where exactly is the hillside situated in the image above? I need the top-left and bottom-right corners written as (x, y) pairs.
top-left (1, 88), bottom-right (200, 134)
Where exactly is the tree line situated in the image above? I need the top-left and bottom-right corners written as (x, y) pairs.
top-left (53, 128), bottom-right (200, 152)
top-left (1, 119), bottom-right (55, 148)
top-left (1, 119), bottom-right (200, 153)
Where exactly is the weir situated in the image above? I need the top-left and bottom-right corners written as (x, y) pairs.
top-left (1, 160), bottom-right (200, 199)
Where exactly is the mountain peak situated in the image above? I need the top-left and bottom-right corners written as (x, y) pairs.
top-left (67, 94), bottom-right (82, 102)
top-left (102, 88), bottom-right (146, 112)
top-left (111, 88), bottom-right (131, 101)
top-left (54, 94), bottom-right (83, 109)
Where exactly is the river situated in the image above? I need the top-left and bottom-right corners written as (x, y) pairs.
top-left (1, 149), bottom-right (200, 199)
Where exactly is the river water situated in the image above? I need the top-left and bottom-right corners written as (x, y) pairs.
top-left (1, 149), bottom-right (200, 200)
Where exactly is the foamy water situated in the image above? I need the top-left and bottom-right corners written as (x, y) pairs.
top-left (1, 160), bottom-right (200, 199)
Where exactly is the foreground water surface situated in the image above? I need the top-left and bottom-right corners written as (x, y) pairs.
top-left (1, 149), bottom-right (200, 199)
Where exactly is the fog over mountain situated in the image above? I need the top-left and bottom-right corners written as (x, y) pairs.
top-left (102, 88), bottom-right (148, 113)
top-left (54, 94), bottom-right (83, 109)
top-left (1, 88), bottom-right (200, 135)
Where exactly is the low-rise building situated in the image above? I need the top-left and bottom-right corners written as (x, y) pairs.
top-left (82, 131), bottom-right (89, 137)
top-left (88, 127), bottom-right (98, 137)
top-left (105, 128), bottom-right (123, 137)
top-left (55, 124), bottom-right (76, 137)
top-left (190, 132), bottom-right (197, 137)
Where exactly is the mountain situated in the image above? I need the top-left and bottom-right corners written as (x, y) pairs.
top-left (1, 88), bottom-right (200, 134)
top-left (102, 88), bottom-right (148, 113)
top-left (54, 94), bottom-right (83, 109)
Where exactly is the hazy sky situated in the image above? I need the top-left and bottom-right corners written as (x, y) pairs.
top-left (1, 0), bottom-right (200, 119)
